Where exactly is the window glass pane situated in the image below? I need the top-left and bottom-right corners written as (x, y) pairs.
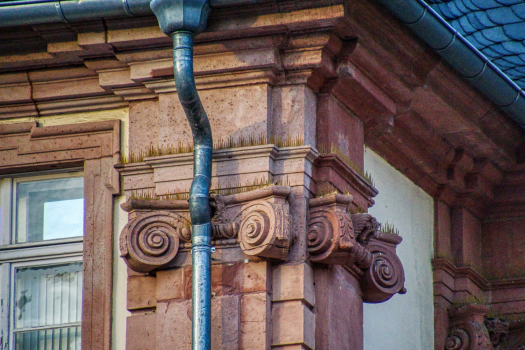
top-left (15, 326), bottom-right (81, 350)
top-left (16, 178), bottom-right (84, 243)
top-left (14, 263), bottom-right (83, 329)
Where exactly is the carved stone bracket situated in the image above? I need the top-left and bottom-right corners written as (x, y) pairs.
top-left (445, 305), bottom-right (494, 350)
top-left (485, 318), bottom-right (509, 350)
top-left (307, 193), bottom-right (405, 303)
top-left (120, 186), bottom-right (293, 272)
top-left (120, 210), bottom-right (187, 272)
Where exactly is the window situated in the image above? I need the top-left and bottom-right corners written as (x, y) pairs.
top-left (0, 171), bottom-right (84, 350)
top-left (0, 120), bottom-right (120, 350)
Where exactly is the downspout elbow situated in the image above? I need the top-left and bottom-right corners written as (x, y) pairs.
top-left (172, 31), bottom-right (213, 227)
top-left (151, 1), bottom-right (213, 349)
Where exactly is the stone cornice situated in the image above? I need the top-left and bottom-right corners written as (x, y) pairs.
top-left (433, 258), bottom-right (490, 292)
top-left (1, 0), bottom-right (522, 221)
top-left (0, 4), bottom-right (347, 118)
top-left (313, 153), bottom-right (378, 211)
top-left (115, 144), bottom-right (317, 195)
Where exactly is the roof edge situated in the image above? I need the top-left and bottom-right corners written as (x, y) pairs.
top-left (0, 0), bottom-right (270, 27)
top-left (377, 0), bottom-right (525, 128)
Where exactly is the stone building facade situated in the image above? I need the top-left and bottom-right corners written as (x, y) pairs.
top-left (0, 0), bottom-right (524, 349)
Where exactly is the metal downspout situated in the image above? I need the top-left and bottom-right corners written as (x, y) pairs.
top-left (151, 1), bottom-right (212, 349)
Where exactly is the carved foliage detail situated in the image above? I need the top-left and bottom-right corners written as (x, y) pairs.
top-left (120, 211), bottom-right (186, 272)
top-left (485, 318), bottom-right (509, 350)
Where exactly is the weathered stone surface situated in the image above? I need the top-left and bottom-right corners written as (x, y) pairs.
top-left (240, 292), bottom-right (271, 350)
top-left (156, 300), bottom-right (192, 350)
top-left (157, 268), bottom-right (185, 301)
top-left (271, 300), bottom-right (315, 349)
top-left (272, 85), bottom-right (317, 146)
top-left (316, 93), bottom-right (364, 169)
top-left (211, 295), bottom-right (240, 350)
top-left (242, 261), bottom-right (271, 293)
top-left (127, 275), bottom-right (157, 310)
top-left (126, 313), bottom-right (157, 350)
top-left (314, 265), bottom-right (364, 350)
top-left (272, 263), bottom-right (315, 307)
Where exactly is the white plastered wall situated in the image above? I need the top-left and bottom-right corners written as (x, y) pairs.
top-left (363, 148), bottom-right (434, 350)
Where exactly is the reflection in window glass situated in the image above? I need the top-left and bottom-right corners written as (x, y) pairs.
top-left (14, 263), bottom-right (82, 350)
top-left (16, 178), bottom-right (84, 243)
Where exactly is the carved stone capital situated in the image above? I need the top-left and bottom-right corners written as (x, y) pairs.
top-left (119, 210), bottom-right (188, 273)
top-left (445, 305), bottom-right (493, 350)
top-left (216, 186), bottom-right (293, 260)
top-left (308, 194), bottom-right (358, 265)
top-left (307, 193), bottom-right (405, 303)
top-left (120, 186), bottom-right (293, 272)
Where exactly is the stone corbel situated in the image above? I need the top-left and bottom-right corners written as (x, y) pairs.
top-left (120, 186), bottom-right (293, 272)
top-left (307, 193), bottom-right (405, 303)
top-left (484, 318), bottom-right (509, 350)
top-left (445, 305), bottom-right (494, 350)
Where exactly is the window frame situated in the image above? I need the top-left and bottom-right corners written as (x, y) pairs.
top-left (0, 120), bottom-right (121, 350)
top-left (0, 171), bottom-right (86, 350)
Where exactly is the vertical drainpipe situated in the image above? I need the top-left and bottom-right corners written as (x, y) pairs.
top-left (150, 1), bottom-right (213, 349)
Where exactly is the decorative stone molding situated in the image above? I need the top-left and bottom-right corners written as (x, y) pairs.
top-left (307, 193), bottom-right (405, 303)
top-left (119, 186), bottom-right (293, 272)
top-left (445, 305), bottom-right (493, 350)
top-left (484, 318), bottom-right (509, 350)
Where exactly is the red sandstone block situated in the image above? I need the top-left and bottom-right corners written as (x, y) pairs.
top-left (271, 300), bottom-right (315, 349)
top-left (242, 261), bottom-right (271, 293)
top-left (211, 295), bottom-right (240, 350)
top-left (157, 268), bottom-right (185, 301)
top-left (126, 313), bottom-right (157, 350)
top-left (127, 275), bottom-right (157, 310)
top-left (211, 262), bottom-right (242, 296)
top-left (156, 300), bottom-right (192, 350)
top-left (240, 292), bottom-right (271, 350)
top-left (273, 263), bottom-right (315, 307)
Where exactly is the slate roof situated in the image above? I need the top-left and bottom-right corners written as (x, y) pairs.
top-left (427, 0), bottom-right (525, 88)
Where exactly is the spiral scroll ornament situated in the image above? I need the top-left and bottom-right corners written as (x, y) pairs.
top-left (308, 211), bottom-right (336, 260)
top-left (238, 204), bottom-right (272, 252)
top-left (445, 328), bottom-right (470, 350)
top-left (308, 210), bottom-right (356, 264)
top-left (120, 212), bottom-right (184, 272)
top-left (236, 201), bottom-right (291, 259)
top-left (360, 241), bottom-right (405, 303)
